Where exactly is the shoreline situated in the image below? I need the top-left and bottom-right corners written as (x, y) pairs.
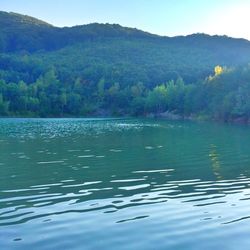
top-left (1, 113), bottom-right (250, 125)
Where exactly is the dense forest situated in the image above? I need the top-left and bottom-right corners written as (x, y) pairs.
top-left (1, 11), bottom-right (250, 122)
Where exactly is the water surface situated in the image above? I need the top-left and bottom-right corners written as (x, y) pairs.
top-left (1, 118), bottom-right (250, 249)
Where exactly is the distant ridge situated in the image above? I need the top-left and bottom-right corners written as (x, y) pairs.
top-left (0, 11), bottom-right (53, 27)
top-left (1, 11), bottom-right (250, 53)
top-left (1, 10), bottom-right (250, 84)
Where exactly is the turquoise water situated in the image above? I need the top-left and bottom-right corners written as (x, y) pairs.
top-left (1, 118), bottom-right (250, 249)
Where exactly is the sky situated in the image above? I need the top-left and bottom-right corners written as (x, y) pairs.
top-left (2, 0), bottom-right (250, 40)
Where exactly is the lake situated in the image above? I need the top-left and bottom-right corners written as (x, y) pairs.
top-left (1, 118), bottom-right (250, 250)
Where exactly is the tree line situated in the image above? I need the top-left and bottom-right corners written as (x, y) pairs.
top-left (1, 64), bottom-right (250, 122)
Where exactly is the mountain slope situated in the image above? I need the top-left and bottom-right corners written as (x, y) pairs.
top-left (0, 11), bottom-right (156, 52)
top-left (1, 11), bottom-right (250, 61)
top-left (1, 11), bottom-right (250, 85)
top-left (1, 11), bottom-right (250, 119)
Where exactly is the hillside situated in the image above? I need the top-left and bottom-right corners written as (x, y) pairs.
top-left (1, 11), bottom-right (250, 85)
top-left (1, 11), bottom-right (250, 121)
top-left (0, 11), bottom-right (155, 52)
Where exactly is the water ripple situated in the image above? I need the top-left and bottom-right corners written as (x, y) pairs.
top-left (1, 118), bottom-right (250, 249)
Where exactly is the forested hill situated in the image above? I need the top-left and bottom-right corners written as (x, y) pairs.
top-left (1, 11), bottom-right (250, 121)
top-left (1, 11), bottom-right (250, 52)
top-left (1, 11), bottom-right (250, 82)
top-left (0, 11), bottom-right (155, 52)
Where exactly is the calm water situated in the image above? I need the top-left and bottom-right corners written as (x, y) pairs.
top-left (1, 118), bottom-right (250, 250)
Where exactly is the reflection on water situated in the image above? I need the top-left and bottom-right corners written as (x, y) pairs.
top-left (1, 118), bottom-right (250, 249)
top-left (209, 144), bottom-right (223, 180)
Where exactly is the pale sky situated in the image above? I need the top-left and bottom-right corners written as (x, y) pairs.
top-left (1, 0), bottom-right (250, 40)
